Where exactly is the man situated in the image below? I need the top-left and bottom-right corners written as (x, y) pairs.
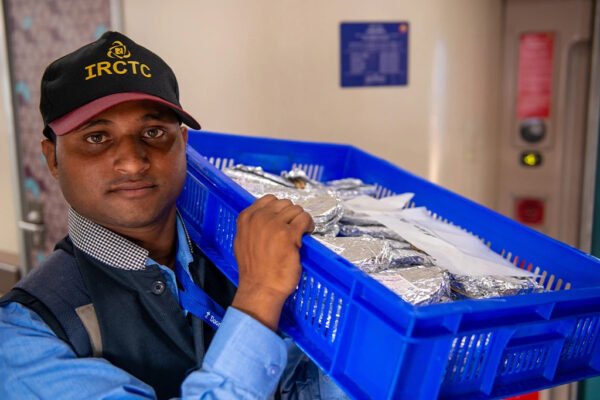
top-left (0, 31), bottom-right (346, 399)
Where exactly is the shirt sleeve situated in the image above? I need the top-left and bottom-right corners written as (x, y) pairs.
top-left (0, 302), bottom-right (155, 399)
top-left (181, 307), bottom-right (288, 399)
top-left (0, 302), bottom-right (287, 400)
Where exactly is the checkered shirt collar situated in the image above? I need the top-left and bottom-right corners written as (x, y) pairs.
top-left (68, 208), bottom-right (193, 271)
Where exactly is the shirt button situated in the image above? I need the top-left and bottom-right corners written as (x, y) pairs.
top-left (266, 364), bottom-right (280, 376)
top-left (151, 280), bottom-right (166, 295)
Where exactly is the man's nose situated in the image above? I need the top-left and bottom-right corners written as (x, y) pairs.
top-left (113, 136), bottom-right (150, 175)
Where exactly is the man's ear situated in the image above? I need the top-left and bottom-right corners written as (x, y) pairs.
top-left (180, 126), bottom-right (188, 144)
top-left (41, 139), bottom-right (59, 178)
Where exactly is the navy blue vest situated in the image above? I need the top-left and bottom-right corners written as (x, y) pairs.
top-left (0, 237), bottom-right (236, 399)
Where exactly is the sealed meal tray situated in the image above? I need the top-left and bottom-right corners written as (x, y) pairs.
top-left (177, 130), bottom-right (600, 400)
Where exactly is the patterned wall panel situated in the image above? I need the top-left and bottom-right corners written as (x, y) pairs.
top-left (4, 0), bottom-right (111, 268)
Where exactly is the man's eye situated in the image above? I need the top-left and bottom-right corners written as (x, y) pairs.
top-left (143, 128), bottom-right (166, 139)
top-left (85, 134), bottom-right (107, 144)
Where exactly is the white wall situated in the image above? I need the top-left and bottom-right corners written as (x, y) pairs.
top-left (0, 1), bottom-right (503, 258)
top-left (123, 0), bottom-right (502, 207)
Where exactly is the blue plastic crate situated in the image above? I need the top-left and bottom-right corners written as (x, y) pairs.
top-left (177, 130), bottom-right (600, 399)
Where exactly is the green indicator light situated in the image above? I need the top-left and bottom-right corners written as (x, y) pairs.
top-left (520, 151), bottom-right (542, 167)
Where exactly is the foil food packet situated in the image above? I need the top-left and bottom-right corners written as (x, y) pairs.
top-left (314, 236), bottom-right (391, 273)
top-left (340, 210), bottom-right (385, 227)
top-left (314, 236), bottom-right (436, 273)
top-left (281, 170), bottom-right (377, 200)
top-left (325, 178), bottom-right (378, 201)
top-left (450, 274), bottom-right (545, 299)
top-left (339, 223), bottom-right (408, 243)
top-left (371, 266), bottom-right (452, 306)
top-left (224, 165), bottom-right (344, 234)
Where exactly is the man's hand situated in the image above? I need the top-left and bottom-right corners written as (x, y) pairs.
top-left (231, 194), bottom-right (315, 330)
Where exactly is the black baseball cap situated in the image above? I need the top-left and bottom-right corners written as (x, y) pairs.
top-left (40, 31), bottom-right (200, 137)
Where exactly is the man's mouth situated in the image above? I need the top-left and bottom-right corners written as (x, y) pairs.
top-left (108, 181), bottom-right (158, 198)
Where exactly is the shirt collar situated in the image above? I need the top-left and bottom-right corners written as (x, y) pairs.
top-left (68, 208), bottom-right (193, 271)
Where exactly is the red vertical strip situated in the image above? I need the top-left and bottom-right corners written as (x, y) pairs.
top-left (517, 32), bottom-right (555, 119)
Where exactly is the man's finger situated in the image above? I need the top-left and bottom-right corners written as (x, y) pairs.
top-left (265, 198), bottom-right (295, 214)
top-left (276, 204), bottom-right (305, 224)
top-left (248, 194), bottom-right (278, 210)
top-left (289, 212), bottom-right (315, 241)
top-left (238, 196), bottom-right (275, 226)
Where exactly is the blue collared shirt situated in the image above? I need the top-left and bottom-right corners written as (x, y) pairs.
top-left (0, 211), bottom-right (348, 399)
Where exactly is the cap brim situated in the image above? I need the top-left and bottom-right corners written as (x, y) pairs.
top-left (48, 92), bottom-right (201, 135)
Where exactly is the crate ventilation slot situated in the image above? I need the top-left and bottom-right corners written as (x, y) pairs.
top-left (534, 270), bottom-right (571, 291)
top-left (494, 252), bottom-right (572, 292)
top-left (181, 174), bottom-right (208, 226)
top-left (500, 346), bottom-right (548, 376)
top-left (207, 156), bottom-right (236, 170)
top-left (291, 272), bottom-right (343, 344)
top-left (373, 184), bottom-right (397, 199)
top-left (292, 163), bottom-right (324, 181)
top-left (215, 205), bottom-right (236, 252)
top-left (561, 317), bottom-right (600, 360)
top-left (444, 332), bottom-right (493, 384)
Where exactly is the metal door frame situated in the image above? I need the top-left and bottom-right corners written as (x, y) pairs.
top-left (580, 0), bottom-right (600, 253)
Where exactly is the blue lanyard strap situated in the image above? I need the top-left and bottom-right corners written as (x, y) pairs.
top-left (175, 263), bottom-right (226, 330)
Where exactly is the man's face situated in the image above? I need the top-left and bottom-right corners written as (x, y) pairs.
top-left (42, 100), bottom-right (188, 233)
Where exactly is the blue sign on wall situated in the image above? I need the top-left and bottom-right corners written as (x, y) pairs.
top-left (340, 22), bottom-right (409, 88)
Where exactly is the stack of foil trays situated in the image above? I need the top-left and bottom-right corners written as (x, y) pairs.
top-left (224, 164), bottom-right (544, 305)
top-left (225, 166), bottom-right (343, 236)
